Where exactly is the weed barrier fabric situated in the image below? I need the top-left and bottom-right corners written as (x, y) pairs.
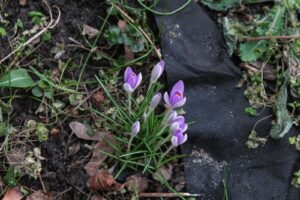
top-left (154, 1), bottom-right (300, 199)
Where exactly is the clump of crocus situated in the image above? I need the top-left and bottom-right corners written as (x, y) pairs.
top-left (123, 67), bottom-right (142, 94)
top-left (164, 80), bottom-right (186, 108)
top-left (120, 60), bottom-right (188, 168)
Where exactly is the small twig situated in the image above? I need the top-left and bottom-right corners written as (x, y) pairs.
top-left (139, 192), bottom-right (202, 198)
top-left (38, 173), bottom-right (47, 192)
top-left (240, 35), bottom-right (300, 42)
top-left (0, 0), bottom-right (61, 64)
top-left (114, 4), bottom-right (162, 60)
top-left (72, 87), bottom-right (101, 112)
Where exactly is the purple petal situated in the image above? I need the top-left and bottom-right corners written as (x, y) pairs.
top-left (150, 93), bottom-right (162, 110)
top-left (167, 111), bottom-right (178, 125)
top-left (181, 123), bottom-right (188, 132)
top-left (150, 60), bottom-right (165, 83)
top-left (171, 136), bottom-right (179, 147)
top-left (173, 97), bottom-right (186, 108)
top-left (170, 122), bottom-right (180, 133)
top-left (169, 91), bottom-right (184, 106)
top-left (126, 73), bottom-right (137, 88)
top-left (179, 134), bottom-right (188, 145)
top-left (133, 73), bottom-right (142, 89)
top-left (123, 83), bottom-right (134, 94)
top-left (163, 92), bottom-right (171, 106)
top-left (170, 80), bottom-right (184, 97)
top-left (124, 67), bottom-right (134, 82)
top-left (131, 121), bottom-right (140, 136)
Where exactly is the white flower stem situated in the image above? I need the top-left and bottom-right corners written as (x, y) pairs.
top-left (127, 135), bottom-right (134, 153)
top-left (128, 93), bottom-right (132, 114)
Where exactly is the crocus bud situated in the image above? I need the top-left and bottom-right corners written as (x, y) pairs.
top-left (171, 129), bottom-right (188, 147)
top-left (149, 93), bottom-right (162, 111)
top-left (123, 67), bottom-right (142, 94)
top-left (150, 60), bottom-right (164, 83)
top-left (131, 121), bottom-right (140, 136)
top-left (164, 80), bottom-right (186, 108)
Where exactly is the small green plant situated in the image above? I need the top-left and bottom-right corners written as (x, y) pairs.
top-left (105, 24), bottom-right (144, 52)
top-left (28, 11), bottom-right (45, 25)
top-left (292, 169), bottom-right (300, 187)
top-left (96, 60), bottom-right (188, 182)
top-left (0, 27), bottom-right (7, 37)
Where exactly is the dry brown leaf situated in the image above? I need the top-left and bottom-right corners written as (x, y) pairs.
top-left (117, 20), bottom-right (127, 32)
top-left (69, 121), bottom-right (102, 141)
top-left (125, 174), bottom-right (148, 192)
top-left (84, 133), bottom-right (116, 176)
top-left (153, 164), bottom-right (173, 181)
top-left (117, 20), bottom-right (134, 61)
top-left (90, 194), bottom-right (107, 200)
top-left (92, 90), bottom-right (105, 104)
top-left (19, 0), bottom-right (27, 6)
top-left (6, 146), bottom-right (27, 170)
top-left (3, 186), bottom-right (24, 200)
top-left (87, 171), bottom-right (123, 192)
top-left (26, 190), bottom-right (52, 200)
top-left (50, 127), bottom-right (60, 137)
top-left (83, 24), bottom-right (99, 39)
top-left (68, 142), bottom-right (81, 156)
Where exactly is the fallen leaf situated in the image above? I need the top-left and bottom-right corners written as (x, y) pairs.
top-left (91, 194), bottom-right (107, 200)
top-left (117, 20), bottom-right (134, 61)
top-left (92, 90), bottom-right (105, 104)
top-left (3, 186), bottom-right (24, 200)
top-left (6, 146), bottom-right (27, 170)
top-left (84, 133), bottom-right (116, 176)
top-left (26, 190), bottom-right (52, 200)
top-left (87, 171), bottom-right (123, 192)
top-left (50, 127), bottom-right (60, 137)
top-left (270, 79), bottom-right (293, 139)
top-left (153, 164), bottom-right (173, 181)
top-left (125, 174), bottom-right (148, 192)
top-left (19, 0), bottom-right (27, 6)
top-left (69, 121), bottom-right (102, 141)
top-left (68, 142), bottom-right (81, 156)
top-left (83, 24), bottom-right (99, 39)
top-left (117, 20), bottom-right (127, 32)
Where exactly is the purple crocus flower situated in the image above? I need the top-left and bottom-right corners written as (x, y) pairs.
top-left (123, 67), bottom-right (142, 94)
top-left (164, 80), bottom-right (186, 108)
top-left (149, 93), bottom-right (162, 111)
top-left (131, 121), bottom-right (140, 136)
top-left (171, 129), bottom-right (187, 147)
top-left (170, 116), bottom-right (188, 133)
top-left (150, 60), bottom-right (165, 83)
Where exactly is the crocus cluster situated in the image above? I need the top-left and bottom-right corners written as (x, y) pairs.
top-left (123, 60), bottom-right (188, 148)
top-left (168, 111), bottom-right (188, 147)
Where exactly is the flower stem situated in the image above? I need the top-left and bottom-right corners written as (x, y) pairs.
top-left (157, 145), bottom-right (174, 168)
top-left (128, 93), bottom-right (132, 114)
top-left (127, 135), bottom-right (134, 153)
top-left (155, 134), bottom-right (171, 151)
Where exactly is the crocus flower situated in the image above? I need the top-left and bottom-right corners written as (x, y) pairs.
top-left (149, 93), bottom-right (162, 111)
top-left (170, 116), bottom-right (188, 133)
top-left (131, 121), bottom-right (140, 136)
top-left (164, 80), bottom-right (186, 108)
top-left (150, 60), bottom-right (165, 83)
top-left (171, 129), bottom-right (187, 147)
top-left (123, 67), bottom-right (142, 94)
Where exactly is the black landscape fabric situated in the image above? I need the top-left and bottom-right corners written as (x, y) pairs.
top-left (154, 1), bottom-right (300, 199)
